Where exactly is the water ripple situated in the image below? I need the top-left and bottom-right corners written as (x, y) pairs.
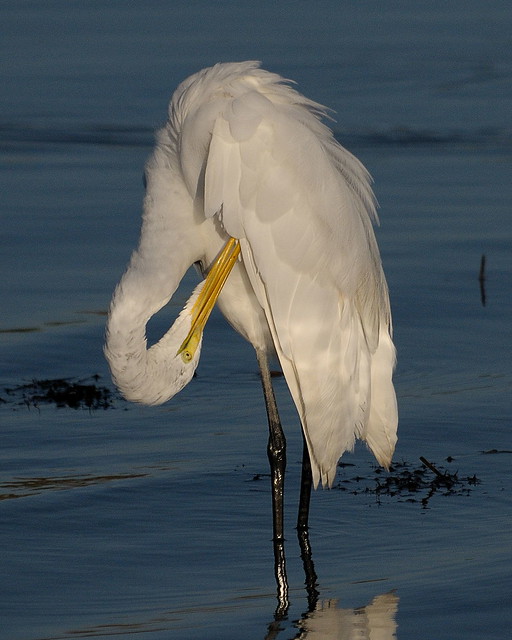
top-left (1, 122), bottom-right (511, 152)
top-left (0, 472), bottom-right (148, 501)
top-left (0, 122), bottom-right (153, 149)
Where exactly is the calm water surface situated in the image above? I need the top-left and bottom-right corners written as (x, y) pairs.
top-left (1, 2), bottom-right (511, 639)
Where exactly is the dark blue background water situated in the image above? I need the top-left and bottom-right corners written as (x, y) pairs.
top-left (1, 2), bottom-right (511, 638)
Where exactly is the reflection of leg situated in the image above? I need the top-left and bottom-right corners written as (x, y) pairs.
top-left (297, 436), bottom-right (319, 611)
top-left (256, 349), bottom-right (289, 616)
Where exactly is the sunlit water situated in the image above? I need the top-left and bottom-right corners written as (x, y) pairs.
top-left (1, 2), bottom-right (511, 639)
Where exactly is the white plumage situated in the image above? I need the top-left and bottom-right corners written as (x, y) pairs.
top-left (105, 61), bottom-right (397, 489)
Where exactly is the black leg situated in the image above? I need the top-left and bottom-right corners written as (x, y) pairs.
top-left (256, 348), bottom-right (289, 617)
top-left (297, 436), bottom-right (319, 611)
top-left (297, 435), bottom-right (312, 533)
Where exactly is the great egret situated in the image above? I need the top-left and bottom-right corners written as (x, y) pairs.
top-left (105, 61), bottom-right (398, 611)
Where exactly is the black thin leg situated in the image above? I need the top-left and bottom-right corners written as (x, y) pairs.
top-left (256, 348), bottom-right (289, 617)
top-left (297, 436), bottom-right (312, 533)
top-left (297, 436), bottom-right (319, 611)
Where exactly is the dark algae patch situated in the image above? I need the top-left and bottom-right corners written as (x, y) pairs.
top-left (335, 456), bottom-right (481, 507)
top-left (2, 376), bottom-right (114, 410)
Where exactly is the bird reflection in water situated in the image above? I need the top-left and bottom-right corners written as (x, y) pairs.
top-left (266, 592), bottom-right (399, 640)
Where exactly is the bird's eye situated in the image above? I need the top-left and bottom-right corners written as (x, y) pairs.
top-left (181, 350), bottom-right (193, 363)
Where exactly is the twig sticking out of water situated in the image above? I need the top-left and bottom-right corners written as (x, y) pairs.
top-left (419, 456), bottom-right (444, 477)
top-left (479, 254), bottom-right (486, 306)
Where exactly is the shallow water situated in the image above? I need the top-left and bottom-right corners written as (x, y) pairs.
top-left (1, 2), bottom-right (511, 639)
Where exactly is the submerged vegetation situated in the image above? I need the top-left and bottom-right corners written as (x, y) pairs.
top-left (2, 376), bottom-right (114, 410)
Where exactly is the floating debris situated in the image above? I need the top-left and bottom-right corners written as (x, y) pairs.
top-left (3, 375), bottom-right (114, 410)
top-left (482, 448), bottom-right (512, 455)
top-left (335, 457), bottom-right (480, 507)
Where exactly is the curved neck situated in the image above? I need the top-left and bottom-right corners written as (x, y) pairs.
top-left (104, 276), bottom-right (202, 405)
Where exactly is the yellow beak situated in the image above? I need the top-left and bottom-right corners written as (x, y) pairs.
top-left (178, 237), bottom-right (241, 362)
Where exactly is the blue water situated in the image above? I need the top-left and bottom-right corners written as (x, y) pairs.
top-left (1, 2), bottom-right (511, 638)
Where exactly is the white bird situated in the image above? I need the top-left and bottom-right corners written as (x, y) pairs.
top-left (104, 61), bottom-right (397, 608)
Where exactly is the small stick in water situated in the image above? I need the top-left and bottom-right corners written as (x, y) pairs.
top-left (420, 456), bottom-right (444, 478)
top-left (479, 254), bottom-right (486, 307)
